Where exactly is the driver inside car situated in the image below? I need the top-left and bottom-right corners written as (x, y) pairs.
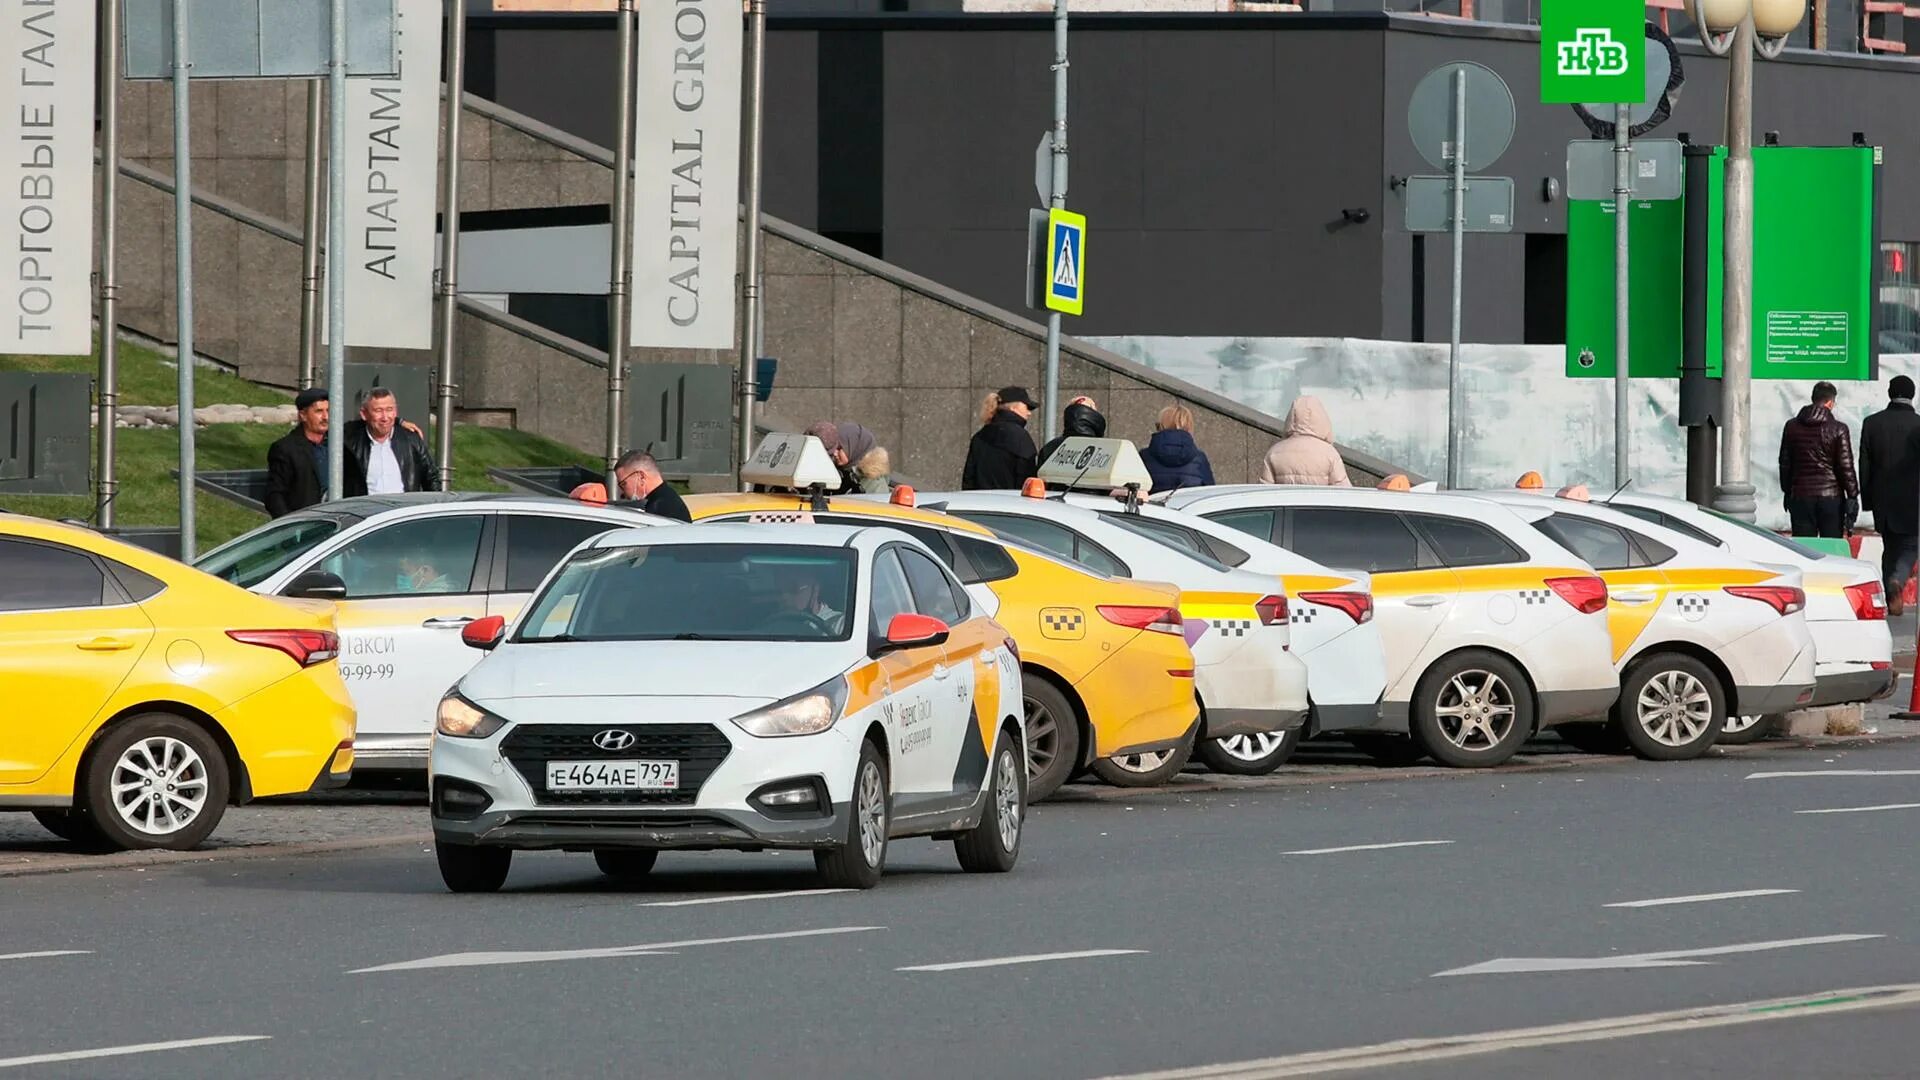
top-left (768, 567), bottom-right (845, 636)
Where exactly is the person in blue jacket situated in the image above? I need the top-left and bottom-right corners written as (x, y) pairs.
top-left (1141, 404), bottom-right (1215, 493)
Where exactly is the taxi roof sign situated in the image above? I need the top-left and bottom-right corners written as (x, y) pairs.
top-left (1036, 437), bottom-right (1152, 492)
top-left (742, 433), bottom-right (841, 491)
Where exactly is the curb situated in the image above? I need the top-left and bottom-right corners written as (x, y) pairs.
top-left (0, 831), bottom-right (428, 880)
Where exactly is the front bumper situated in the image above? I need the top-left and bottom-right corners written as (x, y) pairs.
top-left (1809, 666), bottom-right (1898, 707)
top-left (433, 803), bottom-right (848, 851)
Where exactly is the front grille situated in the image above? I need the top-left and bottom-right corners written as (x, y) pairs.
top-left (501, 723), bottom-right (732, 805)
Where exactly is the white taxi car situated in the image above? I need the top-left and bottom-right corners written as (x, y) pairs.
top-left (194, 495), bottom-right (673, 768)
top-left (916, 440), bottom-right (1313, 781)
top-left (1600, 489), bottom-right (1894, 738)
top-left (428, 524), bottom-right (1026, 892)
top-left (1164, 486), bottom-right (1618, 767)
top-left (1478, 490), bottom-right (1817, 760)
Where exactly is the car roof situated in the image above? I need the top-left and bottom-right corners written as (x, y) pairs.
top-left (1056, 492), bottom-right (1361, 582)
top-left (282, 493), bottom-right (667, 523)
top-left (1162, 485), bottom-right (1517, 516)
top-left (588, 522), bottom-right (876, 550)
top-left (1473, 490), bottom-right (1759, 564)
top-left (686, 492), bottom-right (996, 535)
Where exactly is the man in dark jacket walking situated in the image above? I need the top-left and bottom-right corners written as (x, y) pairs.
top-left (962, 386), bottom-right (1040, 490)
top-left (1037, 397), bottom-right (1105, 468)
top-left (1778, 381), bottom-right (1859, 539)
top-left (265, 388), bottom-right (332, 518)
top-left (1861, 375), bottom-right (1920, 611)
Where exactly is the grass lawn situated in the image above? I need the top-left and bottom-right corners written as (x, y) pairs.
top-left (4, 337), bottom-right (291, 407)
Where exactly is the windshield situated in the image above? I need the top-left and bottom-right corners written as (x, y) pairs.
top-left (193, 517), bottom-right (344, 589)
top-left (517, 543), bottom-right (858, 643)
top-left (1703, 508), bottom-right (1830, 560)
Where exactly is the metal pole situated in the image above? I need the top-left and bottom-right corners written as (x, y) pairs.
top-left (605, 0), bottom-right (635, 494)
top-left (736, 0), bottom-right (768, 490)
top-left (1444, 67), bottom-right (1466, 490)
top-left (1041, 0), bottom-right (1068, 443)
top-left (1613, 102), bottom-right (1631, 488)
top-left (171, 0), bottom-right (195, 558)
top-left (95, 0), bottom-right (121, 528)
top-left (434, 0), bottom-right (467, 488)
top-left (1713, 19), bottom-right (1758, 521)
top-left (326, 0), bottom-right (348, 501)
top-left (298, 81), bottom-right (322, 390)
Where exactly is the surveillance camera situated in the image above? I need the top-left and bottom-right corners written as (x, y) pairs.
top-left (1341, 208), bottom-right (1371, 225)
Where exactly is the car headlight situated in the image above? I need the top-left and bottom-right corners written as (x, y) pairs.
top-left (730, 677), bottom-right (848, 738)
top-left (436, 693), bottom-right (506, 739)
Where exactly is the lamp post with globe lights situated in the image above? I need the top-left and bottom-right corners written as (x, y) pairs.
top-left (1694, 0), bottom-right (1807, 521)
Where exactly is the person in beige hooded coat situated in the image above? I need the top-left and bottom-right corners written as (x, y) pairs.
top-left (1258, 396), bottom-right (1352, 486)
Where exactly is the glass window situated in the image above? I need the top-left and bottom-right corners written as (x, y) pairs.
top-left (1704, 507), bottom-right (1832, 560)
top-left (1207, 508), bottom-right (1275, 544)
top-left (504, 515), bottom-right (622, 593)
top-left (1289, 509), bottom-right (1422, 573)
top-left (314, 515), bottom-right (485, 599)
top-left (103, 559), bottom-right (167, 603)
top-left (1628, 530), bottom-right (1677, 566)
top-left (1609, 504), bottom-right (1721, 548)
top-left (0, 540), bottom-right (105, 611)
top-left (955, 513), bottom-right (1079, 563)
top-left (1535, 514), bottom-right (1635, 570)
top-left (194, 517), bottom-right (341, 589)
top-left (1411, 514), bottom-right (1523, 568)
top-left (868, 548), bottom-right (916, 634)
top-left (953, 535), bottom-right (1017, 583)
top-left (518, 544), bottom-right (857, 643)
top-left (899, 547), bottom-right (965, 624)
top-left (814, 515), bottom-right (958, 571)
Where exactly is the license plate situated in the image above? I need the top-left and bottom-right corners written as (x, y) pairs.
top-left (545, 759), bottom-right (679, 791)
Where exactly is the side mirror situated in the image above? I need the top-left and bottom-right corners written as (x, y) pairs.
top-left (284, 570), bottom-right (347, 601)
top-left (877, 613), bottom-right (950, 654)
top-left (461, 615), bottom-right (507, 651)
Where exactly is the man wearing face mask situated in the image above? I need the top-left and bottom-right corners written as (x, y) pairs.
top-left (613, 450), bottom-right (692, 522)
top-left (343, 387), bottom-right (439, 497)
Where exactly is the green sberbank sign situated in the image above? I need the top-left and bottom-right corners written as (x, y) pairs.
top-left (1540, 0), bottom-right (1647, 104)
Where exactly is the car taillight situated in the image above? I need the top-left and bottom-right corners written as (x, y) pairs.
top-left (1725, 585), bottom-right (1806, 616)
top-left (1545, 575), bottom-right (1608, 614)
top-left (1298, 590), bottom-right (1373, 624)
top-left (1097, 605), bottom-right (1184, 635)
top-left (227, 629), bottom-right (339, 666)
top-left (1845, 581), bottom-right (1888, 621)
top-left (1254, 595), bottom-right (1289, 626)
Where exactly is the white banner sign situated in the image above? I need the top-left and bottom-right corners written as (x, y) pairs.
top-left (343, 0), bottom-right (440, 349)
top-left (631, 0), bottom-right (740, 350)
top-left (3, 0), bottom-right (97, 355)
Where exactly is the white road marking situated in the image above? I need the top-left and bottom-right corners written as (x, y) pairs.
top-left (351, 925), bottom-right (884, 973)
top-left (1432, 933), bottom-right (1882, 977)
top-left (1605, 889), bottom-right (1798, 908)
top-left (1795, 803), bottom-right (1920, 815)
top-left (0, 1036), bottom-right (270, 1071)
top-left (640, 888), bottom-right (853, 907)
top-left (897, 949), bottom-right (1146, 972)
top-left (1088, 984), bottom-right (1920, 1078)
top-left (1746, 769), bottom-right (1920, 779)
top-left (0, 950), bottom-right (89, 962)
top-left (1282, 841), bottom-right (1453, 856)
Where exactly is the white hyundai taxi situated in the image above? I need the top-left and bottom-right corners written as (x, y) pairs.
top-left (1478, 490), bottom-right (1817, 760)
top-left (427, 524), bottom-right (1026, 892)
top-left (1164, 486), bottom-right (1618, 768)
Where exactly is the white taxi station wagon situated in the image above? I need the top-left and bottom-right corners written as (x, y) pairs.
top-left (427, 513), bottom-right (1027, 891)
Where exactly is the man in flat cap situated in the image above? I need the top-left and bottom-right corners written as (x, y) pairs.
top-left (266, 388), bottom-right (333, 518)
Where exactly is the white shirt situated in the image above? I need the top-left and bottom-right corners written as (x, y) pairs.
top-left (366, 432), bottom-right (405, 494)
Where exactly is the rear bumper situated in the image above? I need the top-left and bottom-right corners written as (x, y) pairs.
top-left (307, 743), bottom-right (355, 792)
top-left (434, 805), bottom-right (847, 851)
top-left (1737, 679), bottom-right (1817, 716)
top-left (1537, 686), bottom-right (1620, 727)
top-left (1808, 667), bottom-right (1896, 707)
top-left (349, 733), bottom-right (431, 770)
top-left (1204, 705), bottom-right (1308, 739)
top-left (1111, 717), bottom-right (1202, 759)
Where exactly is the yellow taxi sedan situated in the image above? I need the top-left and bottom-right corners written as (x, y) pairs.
top-left (0, 515), bottom-right (355, 850)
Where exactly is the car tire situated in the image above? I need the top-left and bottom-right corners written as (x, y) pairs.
top-left (1346, 733), bottom-right (1428, 766)
top-left (1089, 730), bottom-right (1194, 787)
top-left (1718, 713), bottom-right (1781, 745)
top-left (1021, 675), bottom-right (1080, 802)
top-left (594, 849), bottom-right (659, 881)
top-left (1554, 722), bottom-right (1630, 755)
top-left (1196, 728), bottom-right (1298, 776)
top-left (1617, 653), bottom-right (1724, 761)
top-left (1409, 650), bottom-right (1534, 768)
top-left (31, 809), bottom-right (106, 848)
top-left (954, 731), bottom-right (1025, 874)
top-left (816, 742), bottom-right (889, 890)
top-left (79, 714), bottom-right (229, 851)
top-left (437, 843), bottom-right (512, 893)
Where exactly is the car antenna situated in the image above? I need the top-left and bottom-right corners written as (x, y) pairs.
top-left (1600, 477), bottom-right (1633, 504)
top-left (1054, 454), bottom-right (1097, 501)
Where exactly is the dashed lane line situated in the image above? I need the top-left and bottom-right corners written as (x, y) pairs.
top-left (1794, 803), bottom-right (1920, 815)
top-left (1745, 769), bottom-right (1920, 779)
top-left (350, 925), bottom-right (886, 974)
top-left (640, 889), bottom-right (854, 907)
top-left (0, 1036), bottom-right (271, 1071)
top-left (1282, 841), bottom-right (1454, 856)
top-left (0, 951), bottom-right (90, 962)
top-left (1604, 889), bottom-right (1798, 908)
top-left (897, 949), bottom-right (1146, 972)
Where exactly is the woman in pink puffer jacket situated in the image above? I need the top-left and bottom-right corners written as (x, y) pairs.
top-left (1257, 395), bottom-right (1353, 486)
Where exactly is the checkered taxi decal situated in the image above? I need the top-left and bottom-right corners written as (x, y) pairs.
top-left (747, 512), bottom-right (815, 524)
top-left (1674, 594), bottom-right (1711, 621)
top-left (1518, 588), bottom-right (1554, 606)
top-left (1289, 606), bottom-right (1317, 626)
top-left (1040, 608), bottom-right (1086, 640)
top-left (1212, 618), bottom-right (1257, 638)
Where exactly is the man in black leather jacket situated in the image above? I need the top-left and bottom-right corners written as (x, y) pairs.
top-left (1777, 381), bottom-right (1858, 538)
top-left (343, 387), bottom-right (439, 497)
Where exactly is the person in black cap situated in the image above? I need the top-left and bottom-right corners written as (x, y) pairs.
top-left (1861, 373), bottom-right (1920, 611)
top-left (962, 385), bottom-right (1040, 490)
top-left (266, 388), bottom-right (332, 518)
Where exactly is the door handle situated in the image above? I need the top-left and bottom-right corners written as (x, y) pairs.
top-left (77, 637), bottom-right (133, 652)
top-left (1611, 591), bottom-right (1656, 605)
top-left (932, 663), bottom-right (951, 680)
top-left (1405, 595), bottom-right (1448, 608)
top-left (422, 616), bottom-right (476, 629)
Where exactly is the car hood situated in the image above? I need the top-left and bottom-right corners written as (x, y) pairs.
top-left (460, 640), bottom-right (851, 704)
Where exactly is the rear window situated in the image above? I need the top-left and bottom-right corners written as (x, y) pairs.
top-left (1409, 514), bottom-right (1524, 568)
top-left (1610, 504), bottom-right (1722, 548)
top-left (1208, 508), bottom-right (1275, 544)
top-left (1705, 508), bottom-right (1830, 560)
top-left (1289, 508), bottom-right (1422, 573)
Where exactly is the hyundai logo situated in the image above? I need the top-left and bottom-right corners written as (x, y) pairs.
top-left (592, 729), bottom-right (636, 752)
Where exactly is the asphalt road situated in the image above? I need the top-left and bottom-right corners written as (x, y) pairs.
top-left (4, 738), bottom-right (1920, 1079)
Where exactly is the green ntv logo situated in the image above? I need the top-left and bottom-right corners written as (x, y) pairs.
top-left (1556, 28), bottom-right (1630, 76)
top-left (1539, 0), bottom-right (1644, 104)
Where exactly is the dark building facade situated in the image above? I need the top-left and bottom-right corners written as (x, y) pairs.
top-left (465, 12), bottom-right (1920, 345)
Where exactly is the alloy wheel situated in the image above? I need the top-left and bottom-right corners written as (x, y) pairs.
top-left (856, 761), bottom-right (887, 867)
top-left (1107, 749), bottom-right (1176, 774)
top-left (1024, 696), bottom-right (1060, 778)
top-left (110, 736), bottom-right (209, 837)
top-left (1432, 670), bottom-right (1517, 751)
top-left (1723, 713), bottom-right (1763, 734)
top-left (994, 748), bottom-right (1022, 853)
top-left (1637, 669), bottom-right (1714, 747)
top-left (1216, 731), bottom-right (1288, 762)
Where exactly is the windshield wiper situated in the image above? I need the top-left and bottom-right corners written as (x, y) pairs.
top-left (670, 632), bottom-right (711, 640)
top-left (525, 633), bottom-right (583, 643)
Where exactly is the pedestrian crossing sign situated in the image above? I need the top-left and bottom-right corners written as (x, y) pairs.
top-left (1045, 208), bottom-right (1086, 316)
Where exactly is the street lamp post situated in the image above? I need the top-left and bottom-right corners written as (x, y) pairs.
top-left (1694, 0), bottom-right (1805, 522)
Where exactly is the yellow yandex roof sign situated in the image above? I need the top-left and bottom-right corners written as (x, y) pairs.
top-left (1036, 437), bottom-right (1152, 492)
top-left (742, 433), bottom-right (842, 491)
